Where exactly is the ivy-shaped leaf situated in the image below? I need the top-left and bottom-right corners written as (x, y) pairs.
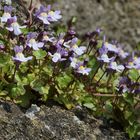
top-left (33, 50), bottom-right (47, 60)
top-left (128, 69), bottom-right (139, 82)
top-left (56, 73), bottom-right (72, 89)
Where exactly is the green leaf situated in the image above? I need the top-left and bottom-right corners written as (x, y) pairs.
top-left (39, 86), bottom-right (50, 101)
top-left (27, 73), bottom-right (36, 83)
top-left (33, 50), bottom-right (47, 60)
top-left (20, 28), bottom-right (30, 35)
top-left (83, 102), bottom-right (96, 110)
top-left (10, 84), bottom-right (25, 98)
top-left (19, 63), bottom-right (29, 73)
top-left (122, 93), bottom-right (134, 105)
top-left (15, 92), bottom-right (36, 108)
top-left (0, 90), bottom-right (8, 96)
top-left (71, 16), bottom-right (77, 24)
top-left (0, 53), bottom-right (11, 67)
top-left (126, 123), bottom-right (140, 139)
top-left (105, 101), bottom-right (113, 112)
top-left (97, 40), bottom-right (103, 49)
top-left (128, 69), bottom-right (139, 82)
top-left (43, 64), bottom-right (53, 76)
top-left (30, 79), bottom-right (44, 91)
top-left (56, 73), bottom-right (72, 89)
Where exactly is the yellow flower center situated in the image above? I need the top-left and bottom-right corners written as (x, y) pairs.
top-left (79, 66), bottom-right (85, 70)
top-left (3, 12), bottom-right (11, 17)
top-left (72, 44), bottom-right (78, 49)
top-left (11, 22), bottom-right (19, 27)
top-left (16, 53), bottom-right (24, 59)
top-left (40, 12), bottom-right (47, 17)
top-left (134, 57), bottom-right (138, 61)
top-left (59, 39), bottom-right (64, 44)
top-left (43, 35), bottom-right (49, 40)
top-left (129, 62), bottom-right (133, 66)
top-left (49, 11), bottom-right (54, 16)
top-left (29, 38), bottom-right (36, 44)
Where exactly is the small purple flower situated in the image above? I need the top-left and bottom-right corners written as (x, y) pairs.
top-left (72, 44), bottom-right (86, 56)
top-left (64, 38), bottom-right (86, 55)
top-left (133, 57), bottom-right (140, 65)
top-left (12, 46), bottom-right (32, 62)
top-left (99, 43), bottom-right (108, 55)
top-left (108, 62), bottom-right (124, 72)
top-left (0, 44), bottom-right (5, 49)
top-left (0, 6), bottom-right (12, 23)
top-left (68, 29), bottom-right (76, 35)
top-left (6, 16), bottom-right (26, 35)
top-left (118, 77), bottom-right (131, 93)
top-left (70, 57), bottom-right (79, 68)
top-left (97, 54), bottom-right (115, 63)
top-left (47, 10), bottom-right (62, 22)
top-left (35, 6), bottom-right (50, 25)
top-left (48, 46), bottom-right (67, 63)
top-left (104, 42), bottom-right (119, 53)
top-left (76, 65), bottom-right (91, 75)
top-left (42, 32), bottom-right (55, 43)
top-left (27, 32), bottom-right (44, 50)
top-left (35, 5), bottom-right (62, 24)
top-left (126, 56), bottom-right (140, 69)
top-left (48, 52), bottom-right (66, 63)
top-left (118, 48), bottom-right (129, 59)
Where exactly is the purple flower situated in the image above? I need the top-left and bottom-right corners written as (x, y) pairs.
top-left (12, 46), bottom-right (32, 62)
top-left (0, 44), bottom-right (5, 49)
top-left (97, 54), bottom-right (115, 63)
top-left (64, 38), bottom-right (86, 55)
top-left (118, 77), bottom-right (131, 93)
top-left (118, 48), bottom-right (129, 59)
top-left (48, 52), bottom-right (66, 63)
top-left (27, 32), bottom-right (44, 50)
top-left (35, 6), bottom-right (50, 25)
top-left (99, 43), bottom-right (108, 55)
top-left (133, 57), bottom-right (140, 65)
top-left (70, 57), bottom-right (79, 68)
top-left (0, 6), bottom-right (12, 23)
top-left (35, 5), bottom-right (62, 24)
top-left (48, 46), bottom-right (67, 63)
top-left (108, 62), bottom-right (124, 72)
top-left (126, 57), bottom-right (140, 69)
top-left (76, 65), bottom-right (91, 75)
top-left (104, 42), bottom-right (119, 53)
top-left (47, 10), bottom-right (62, 22)
top-left (72, 44), bottom-right (86, 55)
top-left (42, 32), bottom-right (55, 43)
top-left (6, 16), bottom-right (26, 35)
top-left (13, 45), bottom-right (23, 53)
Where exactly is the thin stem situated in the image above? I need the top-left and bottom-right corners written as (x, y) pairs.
top-left (130, 75), bottom-right (140, 93)
top-left (91, 63), bottom-right (101, 81)
top-left (96, 70), bottom-right (106, 85)
top-left (12, 65), bottom-right (17, 81)
top-left (91, 93), bottom-right (140, 101)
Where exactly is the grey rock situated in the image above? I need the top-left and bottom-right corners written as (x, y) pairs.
top-left (0, 99), bottom-right (128, 140)
top-left (51, 0), bottom-right (140, 50)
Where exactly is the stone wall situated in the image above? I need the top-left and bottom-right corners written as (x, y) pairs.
top-left (52, 0), bottom-right (140, 50)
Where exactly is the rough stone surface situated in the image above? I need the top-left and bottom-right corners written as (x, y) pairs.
top-left (0, 100), bottom-right (128, 140)
top-left (51, 0), bottom-right (140, 50)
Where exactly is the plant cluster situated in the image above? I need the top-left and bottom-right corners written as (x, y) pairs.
top-left (0, 0), bottom-right (140, 138)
